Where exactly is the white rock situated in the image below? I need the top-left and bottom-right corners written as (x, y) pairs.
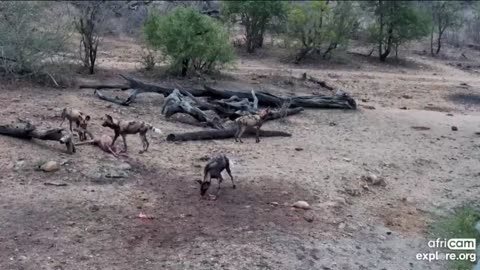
top-left (292, 201), bottom-right (311, 210)
top-left (40, 161), bottom-right (59, 172)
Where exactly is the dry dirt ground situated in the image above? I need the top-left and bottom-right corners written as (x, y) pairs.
top-left (1, 36), bottom-right (480, 270)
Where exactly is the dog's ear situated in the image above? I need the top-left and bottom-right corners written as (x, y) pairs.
top-left (196, 180), bottom-right (203, 185)
top-left (85, 115), bottom-right (91, 121)
top-left (105, 114), bottom-right (113, 122)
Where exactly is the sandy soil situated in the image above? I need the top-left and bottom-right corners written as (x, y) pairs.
top-left (1, 36), bottom-right (479, 270)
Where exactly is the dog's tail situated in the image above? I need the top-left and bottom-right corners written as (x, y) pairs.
top-left (228, 157), bottom-right (235, 170)
top-left (146, 123), bottom-right (163, 135)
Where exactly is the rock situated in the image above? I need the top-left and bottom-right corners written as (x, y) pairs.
top-left (104, 170), bottom-right (128, 179)
top-left (329, 122), bottom-right (337, 126)
top-left (40, 161), bottom-right (59, 172)
top-left (343, 158), bottom-right (351, 162)
top-left (362, 105), bottom-right (376, 110)
top-left (89, 205), bottom-right (100, 212)
top-left (446, 113), bottom-right (454, 116)
top-left (400, 106), bottom-right (408, 110)
top-left (13, 160), bottom-right (26, 171)
top-left (270, 202), bottom-right (279, 206)
top-left (304, 213), bottom-right (315, 222)
top-left (117, 162), bottom-right (132, 171)
top-left (345, 188), bottom-right (361, 197)
top-left (365, 173), bottom-right (378, 183)
top-left (362, 174), bottom-right (387, 187)
top-left (402, 94), bottom-right (413, 99)
top-left (451, 126), bottom-right (458, 131)
top-left (292, 201), bottom-right (311, 210)
top-left (361, 98), bottom-right (368, 103)
top-left (411, 126), bottom-right (430, 131)
top-left (332, 196), bottom-right (347, 205)
top-left (295, 147), bottom-right (304, 151)
top-left (338, 223), bottom-right (346, 229)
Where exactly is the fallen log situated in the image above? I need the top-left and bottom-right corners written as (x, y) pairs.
top-left (90, 75), bottom-right (357, 110)
top-left (204, 85), bottom-right (284, 107)
top-left (79, 84), bottom-right (130, 90)
top-left (302, 73), bottom-right (335, 91)
top-left (94, 90), bottom-right (132, 106)
top-left (120, 74), bottom-right (207, 97)
top-left (0, 121), bottom-right (76, 153)
top-left (162, 89), bottom-right (224, 129)
top-left (265, 107), bottom-right (304, 121)
top-left (291, 95), bottom-right (356, 109)
top-left (166, 128), bottom-right (291, 142)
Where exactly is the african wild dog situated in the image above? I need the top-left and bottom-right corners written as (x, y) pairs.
top-left (234, 108), bottom-right (270, 143)
top-left (60, 108), bottom-right (91, 141)
top-left (101, 114), bottom-right (162, 153)
top-left (196, 154), bottom-right (235, 200)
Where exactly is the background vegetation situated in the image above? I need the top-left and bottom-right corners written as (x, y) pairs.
top-left (1, 0), bottom-right (480, 81)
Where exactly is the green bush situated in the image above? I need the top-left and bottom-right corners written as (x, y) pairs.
top-left (143, 7), bottom-right (234, 76)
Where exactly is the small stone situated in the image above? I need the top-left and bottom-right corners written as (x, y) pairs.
top-left (343, 158), bottom-right (351, 162)
top-left (89, 205), bottom-right (100, 212)
top-left (304, 213), bottom-right (315, 222)
top-left (362, 105), bottom-right (376, 110)
top-left (338, 223), bottom-right (346, 229)
top-left (345, 188), bottom-right (361, 197)
top-left (400, 106), bottom-right (408, 110)
top-left (402, 94), bottom-right (413, 99)
top-left (295, 147), bottom-right (304, 151)
top-left (451, 126), bottom-right (458, 131)
top-left (446, 113), bottom-right (453, 116)
top-left (329, 122), bottom-right (337, 126)
top-left (270, 202), bottom-right (279, 206)
top-left (292, 201), bottom-right (311, 210)
top-left (13, 160), bottom-right (26, 171)
top-left (40, 161), bottom-right (59, 172)
top-left (117, 162), bottom-right (132, 171)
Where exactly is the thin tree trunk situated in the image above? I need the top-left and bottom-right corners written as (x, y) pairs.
top-left (322, 43), bottom-right (338, 59)
top-left (435, 26), bottom-right (445, 55)
top-left (181, 59), bottom-right (189, 76)
top-left (378, 0), bottom-right (384, 61)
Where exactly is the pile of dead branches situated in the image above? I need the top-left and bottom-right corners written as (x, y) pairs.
top-left (81, 74), bottom-right (357, 142)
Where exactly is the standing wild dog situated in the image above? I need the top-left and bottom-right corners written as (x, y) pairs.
top-left (60, 108), bottom-right (91, 141)
top-left (101, 114), bottom-right (162, 153)
top-left (196, 154), bottom-right (235, 200)
top-left (234, 108), bottom-right (270, 143)
top-left (75, 133), bottom-right (127, 158)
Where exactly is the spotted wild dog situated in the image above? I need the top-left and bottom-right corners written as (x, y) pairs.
top-left (234, 108), bottom-right (270, 143)
top-left (196, 154), bottom-right (235, 200)
top-left (60, 108), bottom-right (91, 141)
top-left (101, 114), bottom-right (163, 154)
top-left (75, 133), bottom-right (127, 158)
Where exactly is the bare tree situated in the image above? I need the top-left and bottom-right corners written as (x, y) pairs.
top-left (73, 1), bottom-right (107, 74)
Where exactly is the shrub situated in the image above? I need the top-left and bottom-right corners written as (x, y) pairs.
top-left (286, 1), bottom-right (359, 63)
top-left (362, 1), bottom-right (430, 61)
top-left (0, 1), bottom-right (72, 84)
top-left (222, 1), bottom-right (286, 53)
top-left (143, 7), bottom-right (234, 76)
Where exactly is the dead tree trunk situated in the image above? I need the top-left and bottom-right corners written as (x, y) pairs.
top-left (88, 75), bottom-right (357, 110)
top-left (166, 128), bottom-right (291, 142)
top-left (162, 89), bottom-right (224, 129)
top-left (94, 90), bottom-right (133, 106)
top-left (0, 121), bottom-right (76, 154)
